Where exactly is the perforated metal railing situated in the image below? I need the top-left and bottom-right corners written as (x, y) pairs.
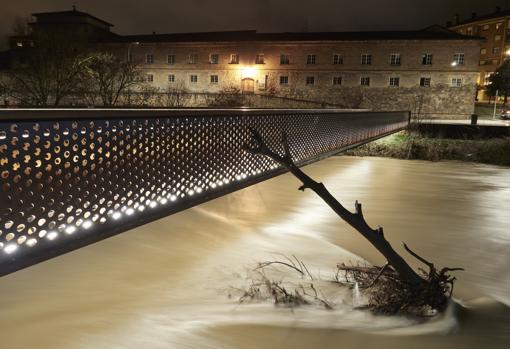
top-left (0, 109), bottom-right (409, 276)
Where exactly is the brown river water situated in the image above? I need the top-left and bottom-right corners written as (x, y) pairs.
top-left (0, 156), bottom-right (509, 349)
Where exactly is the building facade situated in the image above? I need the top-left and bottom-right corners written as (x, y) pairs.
top-left (448, 8), bottom-right (510, 100)
top-left (3, 10), bottom-right (482, 118)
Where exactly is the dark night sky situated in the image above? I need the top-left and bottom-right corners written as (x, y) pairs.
top-left (1, 0), bottom-right (509, 47)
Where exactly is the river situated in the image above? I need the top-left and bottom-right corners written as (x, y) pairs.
top-left (0, 157), bottom-right (509, 348)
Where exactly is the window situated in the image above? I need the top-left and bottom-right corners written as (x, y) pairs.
top-left (190, 75), bottom-right (198, 83)
top-left (493, 47), bottom-right (501, 54)
top-left (483, 24), bottom-right (490, 30)
top-left (361, 54), bottom-right (372, 65)
top-left (496, 22), bottom-right (503, 30)
top-left (453, 53), bottom-right (465, 65)
top-left (360, 77), bottom-right (370, 86)
top-left (389, 77), bottom-right (400, 87)
top-left (210, 75), bottom-right (219, 84)
top-left (481, 48), bottom-right (487, 55)
top-left (146, 54), bottom-right (154, 64)
top-left (495, 35), bottom-right (502, 41)
top-left (390, 53), bottom-right (401, 66)
top-left (188, 54), bottom-right (198, 64)
top-left (167, 54), bottom-right (176, 64)
top-left (451, 78), bottom-right (462, 87)
top-left (16, 42), bottom-right (23, 47)
top-left (209, 54), bottom-right (219, 64)
top-left (146, 74), bottom-right (154, 82)
top-left (168, 74), bottom-right (175, 82)
top-left (420, 77), bottom-right (431, 87)
top-left (280, 55), bottom-right (290, 65)
top-left (333, 54), bottom-right (343, 65)
top-left (479, 60), bottom-right (486, 65)
top-left (306, 76), bottom-right (315, 85)
top-left (467, 27), bottom-right (473, 35)
top-left (307, 54), bottom-right (316, 64)
top-left (332, 76), bottom-right (342, 85)
top-left (230, 54), bottom-right (239, 64)
top-left (255, 54), bottom-right (265, 64)
top-left (422, 53), bottom-right (433, 65)
top-left (280, 76), bottom-right (289, 85)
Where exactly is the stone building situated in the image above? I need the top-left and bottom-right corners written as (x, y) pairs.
top-left (3, 10), bottom-right (482, 118)
top-left (448, 7), bottom-right (510, 101)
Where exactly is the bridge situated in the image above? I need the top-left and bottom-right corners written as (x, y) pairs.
top-left (0, 109), bottom-right (409, 276)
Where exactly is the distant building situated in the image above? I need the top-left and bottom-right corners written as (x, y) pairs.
top-left (448, 6), bottom-right (510, 100)
top-left (3, 9), bottom-right (483, 118)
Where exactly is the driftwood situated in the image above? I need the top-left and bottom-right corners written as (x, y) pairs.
top-left (243, 129), bottom-right (463, 314)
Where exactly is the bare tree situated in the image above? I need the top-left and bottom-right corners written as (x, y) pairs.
top-left (244, 130), bottom-right (462, 314)
top-left (82, 52), bottom-right (141, 106)
top-left (0, 27), bottom-right (90, 106)
top-left (163, 80), bottom-right (191, 107)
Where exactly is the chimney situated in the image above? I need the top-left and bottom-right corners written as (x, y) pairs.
top-left (496, 6), bottom-right (501, 12)
top-left (472, 12), bottom-right (477, 19)
top-left (454, 13), bottom-right (460, 25)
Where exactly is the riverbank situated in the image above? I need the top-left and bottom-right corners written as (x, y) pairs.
top-left (346, 132), bottom-right (510, 166)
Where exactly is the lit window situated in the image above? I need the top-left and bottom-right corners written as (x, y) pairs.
top-left (361, 54), bottom-right (372, 65)
top-left (483, 24), bottom-right (490, 30)
top-left (481, 48), bottom-right (487, 55)
top-left (390, 53), bottom-right (401, 66)
top-left (333, 54), bottom-right (343, 65)
top-left (495, 35), bottom-right (502, 41)
top-left (255, 54), bottom-right (265, 64)
top-left (389, 77), bottom-right (400, 87)
top-left (146, 74), bottom-right (154, 82)
top-left (306, 76), bottom-right (315, 85)
top-left (360, 77), bottom-right (370, 86)
top-left (168, 74), bottom-right (175, 82)
top-left (210, 54), bottom-right (219, 64)
top-left (190, 75), bottom-right (198, 83)
top-left (280, 76), bottom-right (289, 85)
top-left (189, 54), bottom-right (198, 64)
top-left (420, 77), bottom-right (431, 87)
top-left (146, 54), bottom-right (154, 64)
top-left (479, 60), bottom-right (486, 65)
top-left (451, 78), bottom-right (462, 87)
top-left (422, 53), bottom-right (433, 65)
top-left (453, 53), bottom-right (465, 65)
top-left (230, 54), bottom-right (239, 64)
top-left (167, 54), bottom-right (176, 64)
top-left (333, 76), bottom-right (342, 85)
top-left (467, 27), bottom-right (473, 35)
top-left (496, 22), bottom-right (503, 30)
top-left (280, 54), bottom-right (290, 65)
top-left (16, 42), bottom-right (23, 47)
top-left (210, 75), bottom-right (219, 84)
top-left (306, 54), bottom-right (316, 65)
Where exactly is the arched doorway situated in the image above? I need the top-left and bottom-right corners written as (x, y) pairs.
top-left (241, 78), bottom-right (255, 94)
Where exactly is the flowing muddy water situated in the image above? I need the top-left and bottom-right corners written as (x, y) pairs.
top-left (0, 157), bottom-right (509, 348)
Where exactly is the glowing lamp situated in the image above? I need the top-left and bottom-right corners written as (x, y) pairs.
top-left (242, 67), bottom-right (257, 79)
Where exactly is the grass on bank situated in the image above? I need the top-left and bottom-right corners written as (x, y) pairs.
top-left (346, 132), bottom-right (510, 167)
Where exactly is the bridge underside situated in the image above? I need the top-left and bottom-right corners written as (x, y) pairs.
top-left (0, 109), bottom-right (409, 276)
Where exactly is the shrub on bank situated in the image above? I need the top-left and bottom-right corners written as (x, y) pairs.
top-left (347, 132), bottom-right (510, 167)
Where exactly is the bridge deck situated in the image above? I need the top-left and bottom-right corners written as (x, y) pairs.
top-left (0, 109), bottom-right (409, 276)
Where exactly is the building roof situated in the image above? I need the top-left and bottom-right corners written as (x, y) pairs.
top-left (450, 10), bottom-right (510, 27)
top-left (110, 26), bottom-right (482, 44)
top-left (31, 10), bottom-right (114, 27)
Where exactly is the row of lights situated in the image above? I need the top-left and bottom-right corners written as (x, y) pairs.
top-left (1, 164), bottom-right (280, 256)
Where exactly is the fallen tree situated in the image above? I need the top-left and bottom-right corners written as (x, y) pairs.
top-left (243, 129), bottom-right (463, 315)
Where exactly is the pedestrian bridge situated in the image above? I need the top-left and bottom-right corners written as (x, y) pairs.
top-left (0, 109), bottom-right (409, 276)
